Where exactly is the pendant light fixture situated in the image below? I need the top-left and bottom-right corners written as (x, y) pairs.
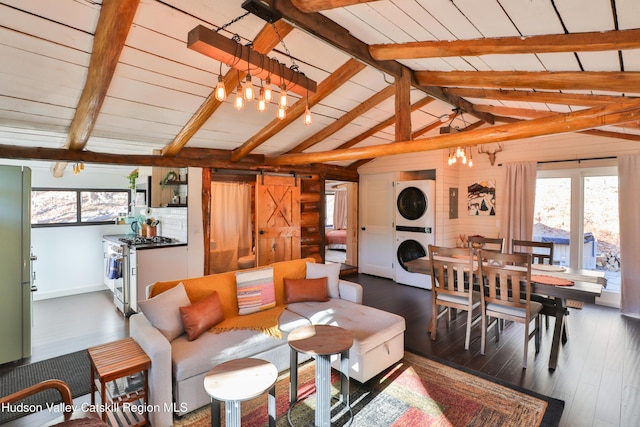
top-left (234, 77), bottom-right (244, 111)
top-left (189, 12), bottom-right (317, 123)
top-left (264, 76), bottom-right (273, 102)
top-left (214, 62), bottom-right (226, 101)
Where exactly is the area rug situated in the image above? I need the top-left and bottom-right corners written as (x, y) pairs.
top-left (0, 350), bottom-right (91, 423)
top-left (174, 351), bottom-right (564, 427)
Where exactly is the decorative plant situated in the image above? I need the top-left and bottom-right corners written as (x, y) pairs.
top-left (127, 168), bottom-right (139, 189)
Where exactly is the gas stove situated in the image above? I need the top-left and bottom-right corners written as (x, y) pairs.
top-left (119, 235), bottom-right (176, 246)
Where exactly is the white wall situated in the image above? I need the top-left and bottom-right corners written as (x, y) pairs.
top-left (359, 132), bottom-right (640, 249)
top-left (0, 160), bottom-right (204, 300)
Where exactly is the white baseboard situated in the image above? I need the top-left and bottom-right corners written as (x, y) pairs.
top-left (33, 284), bottom-right (110, 301)
top-left (596, 290), bottom-right (620, 309)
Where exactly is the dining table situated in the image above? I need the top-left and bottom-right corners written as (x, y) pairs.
top-left (405, 257), bottom-right (604, 370)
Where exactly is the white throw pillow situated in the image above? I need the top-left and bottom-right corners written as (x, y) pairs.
top-left (137, 282), bottom-right (191, 341)
top-left (306, 262), bottom-right (340, 298)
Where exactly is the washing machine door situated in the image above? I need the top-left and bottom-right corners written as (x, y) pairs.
top-left (396, 238), bottom-right (427, 272)
top-left (397, 186), bottom-right (427, 221)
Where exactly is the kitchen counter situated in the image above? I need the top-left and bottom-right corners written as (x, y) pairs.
top-left (103, 234), bottom-right (187, 249)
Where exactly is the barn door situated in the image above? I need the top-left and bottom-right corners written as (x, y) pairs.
top-left (255, 175), bottom-right (301, 266)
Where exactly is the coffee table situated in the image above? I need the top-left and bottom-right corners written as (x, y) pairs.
top-left (288, 324), bottom-right (354, 427)
top-left (204, 358), bottom-right (278, 427)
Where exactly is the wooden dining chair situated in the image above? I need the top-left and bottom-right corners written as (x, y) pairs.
top-left (468, 236), bottom-right (505, 255)
top-left (511, 239), bottom-right (554, 265)
top-left (428, 245), bottom-right (481, 350)
top-left (477, 250), bottom-right (543, 369)
top-left (512, 239), bottom-right (556, 329)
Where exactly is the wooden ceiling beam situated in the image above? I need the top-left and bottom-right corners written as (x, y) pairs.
top-left (290, 0), bottom-right (381, 12)
top-left (269, 0), bottom-right (495, 125)
top-left (336, 96), bottom-right (434, 150)
top-left (52, 0), bottom-right (140, 177)
top-left (444, 88), bottom-right (630, 106)
top-left (230, 58), bottom-right (366, 162)
top-left (287, 85), bottom-right (395, 153)
top-left (416, 71), bottom-right (640, 93)
top-left (264, 98), bottom-right (640, 165)
top-left (0, 145), bottom-right (357, 180)
top-left (162, 20), bottom-right (293, 157)
top-left (369, 28), bottom-right (640, 60)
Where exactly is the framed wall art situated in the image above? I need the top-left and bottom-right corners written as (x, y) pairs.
top-left (468, 181), bottom-right (496, 216)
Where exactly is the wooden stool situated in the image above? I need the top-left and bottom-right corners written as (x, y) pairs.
top-left (88, 337), bottom-right (151, 427)
top-left (204, 358), bottom-right (277, 427)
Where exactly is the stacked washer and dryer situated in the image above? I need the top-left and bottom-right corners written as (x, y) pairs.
top-left (394, 180), bottom-right (435, 289)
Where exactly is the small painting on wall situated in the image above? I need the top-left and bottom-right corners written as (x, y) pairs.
top-left (468, 181), bottom-right (496, 216)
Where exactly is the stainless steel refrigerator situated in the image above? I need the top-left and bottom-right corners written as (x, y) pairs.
top-left (0, 165), bottom-right (33, 364)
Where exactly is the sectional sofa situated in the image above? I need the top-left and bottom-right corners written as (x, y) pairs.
top-left (129, 257), bottom-right (406, 427)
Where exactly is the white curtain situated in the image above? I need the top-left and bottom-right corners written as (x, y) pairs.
top-left (210, 182), bottom-right (252, 273)
top-left (499, 162), bottom-right (538, 249)
top-left (618, 154), bottom-right (640, 318)
top-left (333, 189), bottom-right (347, 230)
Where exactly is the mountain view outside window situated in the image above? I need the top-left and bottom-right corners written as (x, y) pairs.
top-left (32, 189), bottom-right (129, 225)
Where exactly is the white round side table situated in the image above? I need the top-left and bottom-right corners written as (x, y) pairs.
top-left (204, 358), bottom-right (278, 427)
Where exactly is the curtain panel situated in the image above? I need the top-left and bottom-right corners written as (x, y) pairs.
top-left (618, 154), bottom-right (640, 318)
top-left (499, 162), bottom-right (538, 249)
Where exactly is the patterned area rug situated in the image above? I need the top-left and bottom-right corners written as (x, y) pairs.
top-left (174, 351), bottom-right (563, 427)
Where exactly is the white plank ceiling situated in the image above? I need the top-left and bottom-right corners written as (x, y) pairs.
top-left (0, 0), bottom-right (639, 172)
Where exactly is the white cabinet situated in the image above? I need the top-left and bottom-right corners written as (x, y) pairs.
top-left (358, 173), bottom-right (395, 278)
top-left (129, 246), bottom-right (188, 311)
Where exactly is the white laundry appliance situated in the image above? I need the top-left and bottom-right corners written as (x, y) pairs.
top-left (394, 180), bottom-right (436, 289)
top-left (395, 180), bottom-right (436, 231)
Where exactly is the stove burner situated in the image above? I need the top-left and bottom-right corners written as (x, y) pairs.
top-left (119, 236), bottom-right (175, 246)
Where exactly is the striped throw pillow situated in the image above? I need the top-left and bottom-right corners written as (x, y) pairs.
top-left (235, 267), bottom-right (276, 315)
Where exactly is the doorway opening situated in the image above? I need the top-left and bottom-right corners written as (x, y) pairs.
top-left (324, 180), bottom-right (357, 271)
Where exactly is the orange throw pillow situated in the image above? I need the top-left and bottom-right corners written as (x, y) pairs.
top-left (179, 291), bottom-right (225, 341)
top-left (284, 277), bottom-right (329, 303)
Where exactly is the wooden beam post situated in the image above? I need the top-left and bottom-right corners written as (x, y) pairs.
top-left (395, 67), bottom-right (412, 142)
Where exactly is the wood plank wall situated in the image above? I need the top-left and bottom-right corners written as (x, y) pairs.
top-left (301, 175), bottom-right (324, 262)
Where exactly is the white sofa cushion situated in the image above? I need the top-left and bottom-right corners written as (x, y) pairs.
top-left (306, 262), bottom-right (341, 298)
top-left (170, 309), bottom-right (310, 382)
top-left (137, 282), bottom-right (190, 342)
top-left (286, 299), bottom-right (406, 355)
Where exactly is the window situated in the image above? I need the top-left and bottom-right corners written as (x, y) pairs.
top-left (32, 189), bottom-right (130, 226)
top-left (534, 165), bottom-right (620, 295)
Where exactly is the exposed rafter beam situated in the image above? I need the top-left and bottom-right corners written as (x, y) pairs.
top-left (290, 0), bottom-right (380, 12)
top-left (268, 0), bottom-right (495, 125)
top-left (369, 28), bottom-right (640, 60)
top-left (416, 71), bottom-right (640, 93)
top-left (187, 25), bottom-right (316, 96)
top-left (264, 98), bottom-right (640, 166)
top-left (443, 88), bottom-right (630, 106)
top-left (287, 85), bottom-right (395, 153)
top-left (162, 20), bottom-right (293, 157)
top-left (230, 58), bottom-right (366, 162)
top-left (0, 145), bottom-right (357, 179)
top-left (52, 0), bottom-right (140, 177)
top-left (336, 96), bottom-right (434, 150)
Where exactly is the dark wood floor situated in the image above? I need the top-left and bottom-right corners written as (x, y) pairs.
top-left (3, 277), bottom-right (640, 426)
